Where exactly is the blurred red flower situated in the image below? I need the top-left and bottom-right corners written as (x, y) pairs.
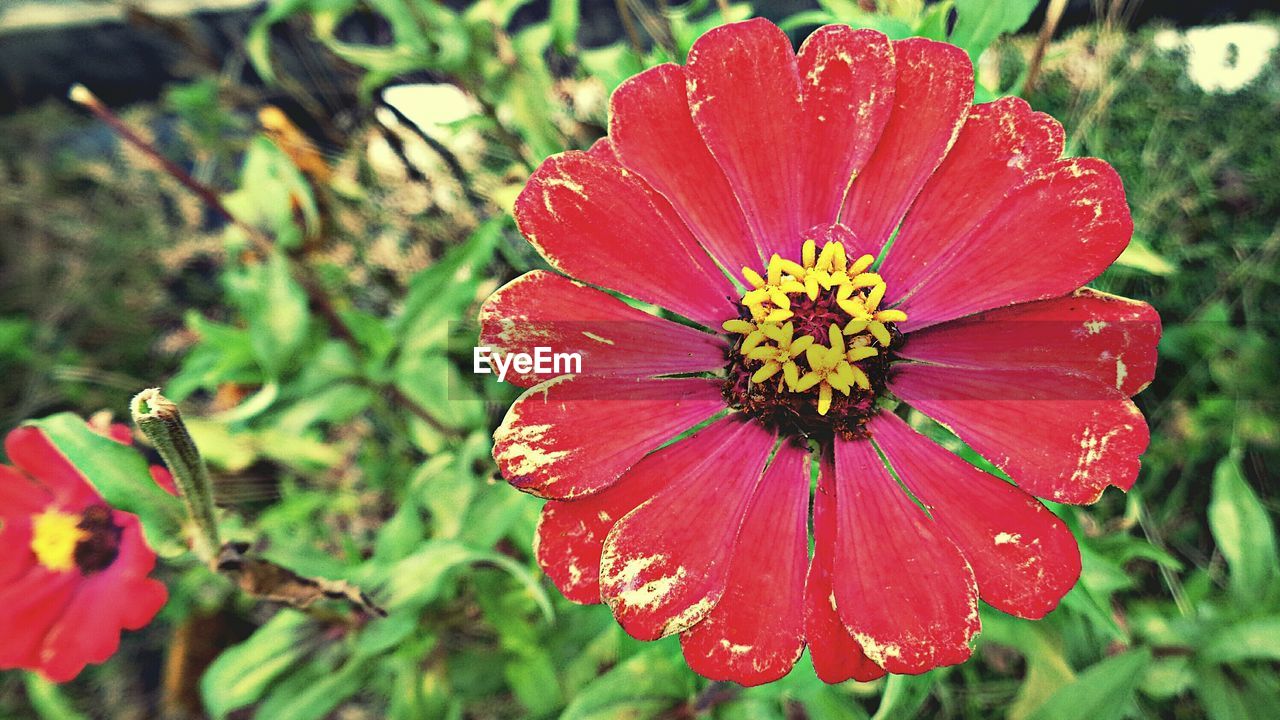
top-left (481, 19), bottom-right (1160, 684)
top-left (0, 425), bottom-right (168, 682)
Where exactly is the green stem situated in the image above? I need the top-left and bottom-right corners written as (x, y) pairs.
top-left (131, 388), bottom-right (221, 563)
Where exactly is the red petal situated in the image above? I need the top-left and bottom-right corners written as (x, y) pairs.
top-left (610, 63), bottom-right (761, 268)
top-left (4, 427), bottom-right (100, 509)
top-left (0, 514), bottom-right (34, 585)
top-left (796, 26), bottom-right (896, 229)
top-left (899, 289), bottom-right (1161, 396)
top-left (0, 463), bottom-right (52, 514)
top-left (0, 568), bottom-right (78, 673)
top-left (895, 158), bottom-right (1134, 330)
top-left (478, 270), bottom-right (728, 388)
top-left (805, 449), bottom-right (885, 683)
top-left (514, 151), bottom-right (737, 328)
top-left (839, 38), bottom-right (973, 254)
top-left (680, 440), bottom-right (810, 686)
top-left (891, 364), bottom-right (1150, 504)
top-left (871, 413), bottom-right (1081, 619)
top-left (832, 436), bottom-right (978, 674)
top-left (599, 417), bottom-right (775, 641)
top-left (533, 459), bottom-right (672, 604)
top-left (37, 517), bottom-right (166, 682)
top-left (492, 376), bottom-right (726, 499)
top-left (686, 19), bottom-right (805, 258)
top-left (586, 136), bottom-right (622, 164)
top-left (880, 97), bottom-right (1063, 300)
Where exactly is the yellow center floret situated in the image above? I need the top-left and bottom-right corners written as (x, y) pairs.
top-left (721, 238), bottom-right (907, 416)
top-left (30, 507), bottom-right (87, 573)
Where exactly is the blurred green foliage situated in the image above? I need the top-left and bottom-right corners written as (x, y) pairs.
top-left (1, 0), bottom-right (1279, 718)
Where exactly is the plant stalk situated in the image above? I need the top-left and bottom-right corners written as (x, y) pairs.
top-left (131, 388), bottom-right (221, 563)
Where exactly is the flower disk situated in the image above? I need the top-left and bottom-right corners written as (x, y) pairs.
top-left (481, 18), bottom-right (1160, 686)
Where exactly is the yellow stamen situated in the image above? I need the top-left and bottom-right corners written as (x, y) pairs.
top-left (30, 508), bottom-right (86, 573)
top-left (778, 259), bottom-right (807, 278)
top-left (828, 324), bottom-right (845, 355)
top-left (783, 361), bottom-right (800, 389)
top-left (869, 321), bottom-right (892, 346)
top-left (789, 335), bottom-right (814, 357)
top-left (848, 346), bottom-right (878, 362)
top-left (752, 362), bottom-right (781, 383)
top-left (817, 384), bottom-right (833, 415)
top-left (767, 254), bottom-right (784, 285)
top-left (727, 237), bottom-right (908, 416)
top-left (865, 283), bottom-right (887, 311)
top-left (741, 330), bottom-right (766, 354)
top-left (849, 254), bottom-right (875, 275)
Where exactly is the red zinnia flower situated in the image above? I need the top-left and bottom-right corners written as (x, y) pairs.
top-left (481, 19), bottom-right (1159, 685)
top-left (0, 425), bottom-right (168, 682)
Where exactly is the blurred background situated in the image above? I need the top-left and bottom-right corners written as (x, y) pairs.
top-left (1, 0), bottom-right (1278, 718)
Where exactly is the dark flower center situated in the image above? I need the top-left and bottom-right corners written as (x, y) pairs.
top-left (719, 234), bottom-right (906, 441)
top-left (74, 504), bottom-right (124, 575)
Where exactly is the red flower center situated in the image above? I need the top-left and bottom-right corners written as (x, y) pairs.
top-left (30, 504), bottom-right (122, 575)
top-left (721, 231), bottom-right (906, 439)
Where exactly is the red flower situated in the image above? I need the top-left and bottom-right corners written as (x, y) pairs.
top-left (481, 19), bottom-right (1159, 685)
top-left (0, 425), bottom-right (168, 682)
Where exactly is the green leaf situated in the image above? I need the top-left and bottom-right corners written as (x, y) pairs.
top-left (224, 250), bottom-right (312, 379)
top-left (23, 674), bottom-right (88, 720)
top-left (559, 646), bottom-right (692, 720)
top-left (1114, 237), bottom-right (1176, 275)
top-left (1025, 649), bottom-right (1152, 720)
top-left (1202, 617), bottom-right (1280, 664)
top-left (201, 610), bottom-right (313, 720)
top-left (1207, 453), bottom-right (1278, 603)
top-left (950, 0), bottom-right (1038, 61)
top-left (872, 672), bottom-right (937, 720)
top-left (26, 414), bottom-right (185, 556)
top-left (255, 656), bottom-right (366, 720)
top-left (549, 0), bottom-right (579, 53)
top-left (223, 137), bottom-right (318, 248)
top-left (381, 540), bottom-right (552, 621)
top-left (1196, 666), bottom-right (1266, 720)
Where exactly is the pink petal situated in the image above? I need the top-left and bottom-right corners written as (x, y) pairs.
top-left (871, 413), bottom-right (1081, 619)
top-left (891, 364), bottom-right (1150, 504)
top-left (880, 97), bottom-right (1063, 300)
top-left (796, 25), bottom-right (896, 229)
top-left (533, 460), bottom-right (671, 604)
top-left (599, 417), bottom-right (775, 641)
top-left (492, 376), bottom-right (726, 499)
top-left (898, 289), bottom-right (1161, 396)
top-left (4, 427), bottom-right (100, 509)
top-left (680, 440), bottom-right (810, 686)
top-left (479, 270), bottom-right (728, 388)
top-left (895, 158), bottom-right (1134, 330)
top-left (610, 63), bottom-right (761, 268)
top-left (686, 19), bottom-right (805, 258)
top-left (832, 436), bottom-right (979, 674)
top-left (839, 37), bottom-right (973, 254)
top-left (513, 151), bottom-right (737, 328)
top-left (805, 449), bottom-right (886, 683)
